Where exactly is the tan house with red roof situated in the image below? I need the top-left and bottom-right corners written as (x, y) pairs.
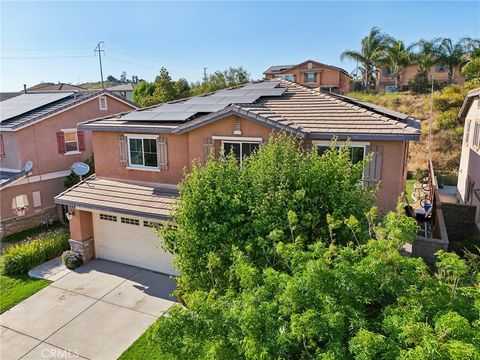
top-left (55, 79), bottom-right (420, 274)
top-left (264, 60), bottom-right (350, 94)
top-left (0, 90), bottom-right (136, 236)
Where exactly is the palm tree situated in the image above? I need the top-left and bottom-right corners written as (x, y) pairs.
top-left (460, 37), bottom-right (480, 80)
top-left (340, 27), bottom-right (391, 90)
top-left (410, 39), bottom-right (440, 78)
top-left (381, 40), bottom-right (413, 89)
top-left (437, 38), bottom-right (469, 84)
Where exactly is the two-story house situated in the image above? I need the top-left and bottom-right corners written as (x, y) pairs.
top-left (457, 88), bottom-right (480, 233)
top-left (263, 60), bottom-right (350, 94)
top-left (376, 63), bottom-right (465, 92)
top-left (55, 79), bottom-right (420, 274)
top-left (0, 90), bottom-right (136, 236)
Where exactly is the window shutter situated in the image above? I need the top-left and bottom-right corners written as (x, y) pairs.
top-left (363, 145), bottom-right (383, 187)
top-left (77, 130), bottom-right (86, 151)
top-left (204, 138), bottom-right (214, 161)
top-left (157, 137), bottom-right (168, 170)
top-left (56, 131), bottom-right (66, 154)
top-left (0, 134), bottom-right (5, 158)
top-left (118, 135), bottom-right (128, 166)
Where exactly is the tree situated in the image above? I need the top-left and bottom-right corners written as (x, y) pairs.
top-left (190, 67), bottom-right (250, 96)
top-left (437, 38), bottom-right (468, 84)
top-left (120, 71), bottom-right (128, 83)
top-left (151, 136), bottom-right (479, 359)
top-left (382, 39), bottom-right (413, 89)
top-left (461, 38), bottom-right (480, 81)
top-left (64, 155), bottom-right (95, 188)
top-left (340, 27), bottom-right (391, 90)
top-left (410, 39), bottom-right (440, 78)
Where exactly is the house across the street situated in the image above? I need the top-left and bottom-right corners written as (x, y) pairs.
top-left (55, 79), bottom-right (421, 274)
top-left (0, 90), bottom-right (136, 237)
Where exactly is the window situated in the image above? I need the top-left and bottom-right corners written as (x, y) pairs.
top-left (32, 191), bottom-right (42, 208)
top-left (128, 136), bottom-right (158, 168)
top-left (316, 143), bottom-right (366, 164)
top-left (385, 85), bottom-right (398, 93)
top-left (274, 74), bottom-right (294, 81)
top-left (121, 217), bottom-right (139, 225)
top-left (0, 134), bottom-right (5, 159)
top-left (473, 122), bottom-right (480, 149)
top-left (12, 194), bottom-right (29, 217)
top-left (99, 96), bottom-right (108, 110)
top-left (465, 119), bottom-right (471, 145)
top-left (63, 130), bottom-right (79, 153)
top-left (435, 63), bottom-right (448, 72)
top-left (304, 73), bottom-right (317, 83)
top-left (222, 141), bottom-right (260, 163)
top-left (100, 213), bottom-right (117, 222)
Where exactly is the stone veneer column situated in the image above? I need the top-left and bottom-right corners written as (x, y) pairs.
top-left (69, 238), bottom-right (94, 262)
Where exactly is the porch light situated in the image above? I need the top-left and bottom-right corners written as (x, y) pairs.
top-left (66, 205), bottom-right (76, 221)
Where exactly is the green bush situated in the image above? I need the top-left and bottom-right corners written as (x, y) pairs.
top-left (436, 109), bottom-right (460, 129)
top-left (62, 250), bottom-right (83, 270)
top-left (433, 85), bottom-right (466, 111)
top-left (2, 229), bottom-right (70, 276)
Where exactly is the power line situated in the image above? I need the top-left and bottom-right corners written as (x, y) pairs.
top-left (94, 41), bottom-right (105, 88)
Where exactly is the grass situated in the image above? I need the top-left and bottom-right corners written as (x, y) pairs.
top-left (0, 274), bottom-right (50, 313)
top-left (1, 222), bottom-right (64, 244)
top-left (119, 322), bottom-right (168, 360)
top-left (405, 179), bottom-right (416, 204)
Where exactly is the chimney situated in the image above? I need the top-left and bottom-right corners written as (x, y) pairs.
top-left (23, 84), bottom-right (27, 94)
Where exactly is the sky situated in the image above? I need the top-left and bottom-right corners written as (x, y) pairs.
top-left (1, 1), bottom-right (479, 91)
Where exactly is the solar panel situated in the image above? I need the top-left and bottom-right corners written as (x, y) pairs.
top-left (215, 95), bottom-right (260, 104)
top-left (0, 92), bottom-right (74, 122)
top-left (246, 88), bottom-right (286, 96)
top-left (185, 96), bottom-right (223, 104)
top-left (211, 89), bottom-right (251, 97)
top-left (154, 103), bottom-right (194, 112)
top-left (242, 82), bottom-right (280, 89)
top-left (150, 112), bottom-right (197, 121)
top-left (186, 104), bottom-right (226, 113)
top-left (121, 111), bottom-right (159, 121)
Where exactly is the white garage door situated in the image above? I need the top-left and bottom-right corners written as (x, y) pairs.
top-left (93, 212), bottom-right (178, 275)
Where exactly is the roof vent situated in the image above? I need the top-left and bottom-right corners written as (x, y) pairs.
top-left (307, 62), bottom-right (313, 69)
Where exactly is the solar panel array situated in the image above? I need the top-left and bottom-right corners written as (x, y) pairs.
top-left (0, 92), bottom-right (74, 122)
top-left (122, 82), bottom-right (286, 122)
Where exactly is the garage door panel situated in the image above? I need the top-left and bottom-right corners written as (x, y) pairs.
top-left (93, 213), bottom-right (178, 275)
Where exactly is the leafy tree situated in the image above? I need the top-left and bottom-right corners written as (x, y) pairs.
top-left (410, 39), bottom-right (440, 78)
top-left (120, 71), bottom-right (128, 83)
top-left (382, 40), bottom-right (413, 89)
top-left (106, 75), bottom-right (120, 83)
top-left (190, 67), bottom-right (250, 96)
top-left (437, 38), bottom-right (469, 84)
top-left (461, 38), bottom-right (480, 81)
top-left (340, 27), bottom-right (391, 90)
top-left (64, 155), bottom-right (95, 188)
top-left (175, 78), bottom-right (191, 99)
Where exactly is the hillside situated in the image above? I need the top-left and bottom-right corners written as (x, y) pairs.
top-left (348, 82), bottom-right (478, 184)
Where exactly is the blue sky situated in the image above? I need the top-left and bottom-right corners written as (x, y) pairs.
top-left (1, 1), bottom-right (479, 91)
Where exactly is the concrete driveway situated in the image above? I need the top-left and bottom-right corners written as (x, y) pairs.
top-left (0, 260), bottom-right (176, 360)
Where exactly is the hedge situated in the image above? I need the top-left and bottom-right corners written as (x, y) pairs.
top-left (2, 229), bottom-right (70, 276)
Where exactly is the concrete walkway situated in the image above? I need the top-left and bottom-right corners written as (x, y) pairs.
top-left (0, 259), bottom-right (176, 360)
top-left (28, 257), bottom-right (71, 281)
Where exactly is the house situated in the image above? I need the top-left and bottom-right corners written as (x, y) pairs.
top-left (107, 83), bottom-right (136, 102)
top-left (0, 90), bottom-right (136, 236)
top-left (55, 79), bottom-right (420, 274)
top-left (263, 60), bottom-right (350, 94)
top-left (376, 63), bottom-right (465, 91)
top-left (457, 88), bottom-right (480, 233)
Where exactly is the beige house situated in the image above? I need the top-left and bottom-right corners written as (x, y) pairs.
top-left (457, 88), bottom-right (480, 233)
top-left (376, 63), bottom-right (465, 91)
top-left (55, 79), bottom-right (420, 274)
top-left (0, 90), bottom-right (136, 236)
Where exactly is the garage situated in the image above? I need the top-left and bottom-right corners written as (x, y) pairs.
top-left (93, 212), bottom-right (178, 275)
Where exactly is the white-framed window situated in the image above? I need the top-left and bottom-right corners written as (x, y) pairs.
top-left (314, 141), bottom-right (369, 165)
top-left (127, 134), bottom-right (159, 169)
top-left (32, 191), bottom-right (42, 208)
top-left (274, 74), bottom-right (294, 81)
top-left (63, 129), bottom-right (79, 153)
top-left (12, 194), bottom-right (29, 217)
top-left (99, 96), bottom-right (108, 110)
top-left (304, 73), bottom-right (317, 83)
top-left (465, 119), bottom-right (471, 145)
top-left (221, 141), bottom-right (260, 163)
top-left (473, 121), bottom-right (480, 150)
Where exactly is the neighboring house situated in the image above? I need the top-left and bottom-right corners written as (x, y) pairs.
top-left (457, 88), bottom-right (480, 233)
top-left (107, 83), bottom-right (136, 102)
top-left (376, 63), bottom-right (465, 91)
top-left (55, 79), bottom-right (420, 274)
top-left (27, 82), bottom-right (86, 92)
top-left (263, 60), bottom-right (350, 94)
top-left (0, 90), bottom-right (136, 236)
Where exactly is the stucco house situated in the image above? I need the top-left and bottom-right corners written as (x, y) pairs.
top-left (55, 79), bottom-right (420, 274)
top-left (376, 63), bottom-right (465, 92)
top-left (457, 88), bottom-right (480, 233)
top-left (263, 60), bottom-right (350, 94)
top-left (0, 90), bottom-right (136, 236)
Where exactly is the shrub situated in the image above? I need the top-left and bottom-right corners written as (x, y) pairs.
top-left (2, 229), bottom-right (70, 276)
top-left (408, 73), bottom-right (443, 94)
top-left (62, 250), bottom-right (83, 270)
top-left (433, 85), bottom-right (466, 111)
top-left (436, 109), bottom-right (460, 129)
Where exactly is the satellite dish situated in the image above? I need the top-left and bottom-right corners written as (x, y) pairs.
top-left (71, 162), bottom-right (90, 179)
top-left (23, 161), bottom-right (33, 173)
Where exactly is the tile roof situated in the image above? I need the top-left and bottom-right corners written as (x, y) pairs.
top-left (459, 88), bottom-right (480, 119)
top-left (81, 80), bottom-right (421, 141)
top-left (54, 176), bottom-right (177, 220)
top-left (264, 60), bottom-right (350, 76)
top-left (27, 83), bottom-right (86, 91)
top-left (107, 83), bottom-right (136, 92)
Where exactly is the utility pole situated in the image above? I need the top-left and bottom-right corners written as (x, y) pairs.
top-left (203, 67), bottom-right (208, 82)
top-left (94, 41), bottom-right (105, 88)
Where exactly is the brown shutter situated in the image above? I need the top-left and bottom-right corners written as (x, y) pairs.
top-left (118, 135), bottom-right (128, 166)
top-left (157, 137), bottom-right (168, 170)
top-left (56, 131), bottom-right (66, 154)
top-left (363, 145), bottom-right (383, 187)
top-left (77, 131), bottom-right (86, 151)
top-left (204, 138), bottom-right (214, 162)
top-left (0, 134), bottom-right (5, 158)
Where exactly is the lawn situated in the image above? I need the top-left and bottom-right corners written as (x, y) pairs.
top-left (119, 322), bottom-right (168, 360)
top-left (0, 274), bottom-right (50, 313)
top-left (405, 179), bottom-right (416, 204)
